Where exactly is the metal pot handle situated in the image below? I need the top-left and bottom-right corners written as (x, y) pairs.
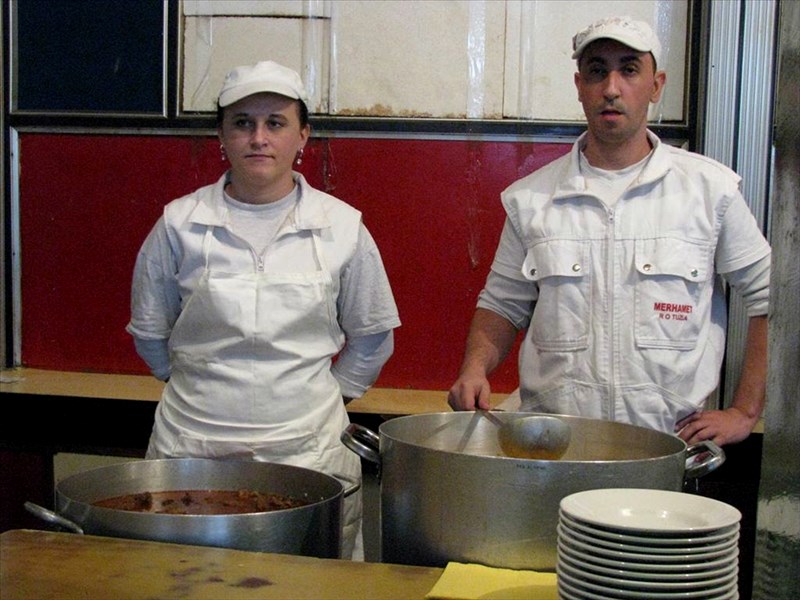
top-left (340, 423), bottom-right (381, 465)
top-left (343, 481), bottom-right (362, 498)
top-left (683, 440), bottom-right (726, 479)
top-left (24, 501), bottom-right (84, 534)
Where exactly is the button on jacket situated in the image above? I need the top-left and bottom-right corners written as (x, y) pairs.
top-left (484, 131), bottom-right (770, 433)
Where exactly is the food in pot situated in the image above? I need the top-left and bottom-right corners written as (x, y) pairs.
top-left (93, 489), bottom-right (309, 515)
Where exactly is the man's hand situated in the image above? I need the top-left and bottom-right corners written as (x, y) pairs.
top-left (447, 308), bottom-right (519, 412)
top-left (675, 407), bottom-right (758, 446)
top-left (447, 373), bottom-right (492, 411)
top-left (678, 315), bottom-right (769, 446)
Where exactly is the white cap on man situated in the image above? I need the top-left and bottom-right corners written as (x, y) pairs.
top-left (572, 16), bottom-right (661, 67)
top-left (218, 61), bottom-right (309, 108)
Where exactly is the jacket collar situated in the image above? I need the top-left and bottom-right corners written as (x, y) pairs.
top-left (188, 172), bottom-right (331, 231)
top-left (553, 129), bottom-right (671, 201)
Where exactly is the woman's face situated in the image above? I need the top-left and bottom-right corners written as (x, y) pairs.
top-left (218, 92), bottom-right (310, 202)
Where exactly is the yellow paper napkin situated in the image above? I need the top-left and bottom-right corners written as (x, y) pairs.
top-left (426, 562), bottom-right (558, 600)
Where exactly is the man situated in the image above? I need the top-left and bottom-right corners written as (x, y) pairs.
top-left (448, 16), bottom-right (770, 447)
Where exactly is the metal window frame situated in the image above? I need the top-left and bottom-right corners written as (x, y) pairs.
top-left (703, 0), bottom-right (777, 409)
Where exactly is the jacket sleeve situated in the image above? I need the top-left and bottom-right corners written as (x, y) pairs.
top-left (723, 253), bottom-right (770, 317)
top-left (132, 337), bottom-right (171, 381)
top-left (336, 224), bottom-right (401, 336)
top-left (126, 216), bottom-right (182, 379)
top-left (332, 330), bottom-right (394, 398)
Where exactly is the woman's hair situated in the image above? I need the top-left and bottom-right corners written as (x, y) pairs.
top-left (216, 98), bottom-right (310, 128)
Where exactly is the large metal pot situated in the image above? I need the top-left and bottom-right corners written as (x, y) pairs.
top-left (342, 412), bottom-right (724, 571)
top-left (27, 458), bottom-right (350, 558)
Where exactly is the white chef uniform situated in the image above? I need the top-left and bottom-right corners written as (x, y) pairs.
top-left (128, 173), bottom-right (400, 559)
top-left (479, 131), bottom-right (770, 433)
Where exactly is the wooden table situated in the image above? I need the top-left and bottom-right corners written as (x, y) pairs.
top-left (0, 529), bottom-right (444, 599)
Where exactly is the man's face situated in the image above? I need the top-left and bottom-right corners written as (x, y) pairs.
top-left (574, 39), bottom-right (665, 149)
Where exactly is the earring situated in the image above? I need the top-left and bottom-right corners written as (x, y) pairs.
top-left (220, 144), bottom-right (227, 162)
top-left (295, 148), bottom-right (304, 166)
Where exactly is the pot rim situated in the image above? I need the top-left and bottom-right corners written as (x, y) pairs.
top-left (55, 457), bottom-right (345, 517)
top-left (377, 411), bottom-right (688, 464)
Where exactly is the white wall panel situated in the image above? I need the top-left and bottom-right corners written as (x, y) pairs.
top-left (182, 16), bottom-right (329, 113)
top-left (183, 0), bottom-right (330, 18)
top-left (329, 0), bottom-right (506, 118)
top-left (180, 0), bottom-right (688, 121)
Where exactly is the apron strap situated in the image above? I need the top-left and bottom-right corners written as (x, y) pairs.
top-left (202, 226), bottom-right (214, 268)
top-left (310, 228), bottom-right (328, 273)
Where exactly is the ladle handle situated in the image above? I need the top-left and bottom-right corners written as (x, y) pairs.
top-left (477, 409), bottom-right (505, 427)
top-left (24, 501), bottom-right (84, 534)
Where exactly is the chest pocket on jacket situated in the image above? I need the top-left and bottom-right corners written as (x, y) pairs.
top-left (523, 240), bottom-right (590, 351)
top-left (634, 237), bottom-right (713, 350)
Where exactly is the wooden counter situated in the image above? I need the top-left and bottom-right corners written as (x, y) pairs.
top-left (0, 368), bottom-right (510, 535)
top-left (0, 529), bottom-right (444, 599)
top-left (0, 367), bottom-right (509, 415)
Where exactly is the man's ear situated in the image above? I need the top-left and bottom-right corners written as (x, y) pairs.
top-left (650, 70), bottom-right (667, 104)
top-left (574, 71), bottom-right (583, 103)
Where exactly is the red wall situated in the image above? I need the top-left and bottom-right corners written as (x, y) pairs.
top-left (18, 133), bottom-right (570, 393)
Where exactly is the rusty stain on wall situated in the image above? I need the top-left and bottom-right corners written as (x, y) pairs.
top-left (335, 104), bottom-right (433, 118)
top-left (465, 142), bottom-right (484, 270)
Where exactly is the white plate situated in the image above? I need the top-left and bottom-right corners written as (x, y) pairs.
top-left (558, 576), bottom-right (616, 600)
top-left (558, 555), bottom-right (738, 591)
top-left (558, 542), bottom-right (738, 579)
top-left (558, 522), bottom-right (740, 555)
top-left (559, 510), bottom-right (740, 542)
top-left (557, 569), bottom-right (739, 600)
top-left (560, 489), bottom-right (741, 533)
top-left (558, 576), bottom-right (618, 600)
top-left (559, 525), bottom-right (739, 557)
top-left (560, 511), bottom-right (740, 546)
top-left (557, 539), bottom-right (740, 574)
top-left (558, 546), bottom-right (738, 582)
top-left (559, 530), bottom-right (740, 563)
top-left (558, 567), bottom-right (739, 600)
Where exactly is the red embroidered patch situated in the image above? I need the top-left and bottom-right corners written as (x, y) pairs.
top-left (654, 302), bottom-right (693, 320)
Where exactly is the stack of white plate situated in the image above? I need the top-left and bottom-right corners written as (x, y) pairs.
top-left (557, 488), bottom-right (741, 600)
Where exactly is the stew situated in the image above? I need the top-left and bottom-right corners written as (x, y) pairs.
top-left (93, 490), bottom-right (309, 515)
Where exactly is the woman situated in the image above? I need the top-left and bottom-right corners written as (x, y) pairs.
top-left (127, 61), bottom-right (400, 559)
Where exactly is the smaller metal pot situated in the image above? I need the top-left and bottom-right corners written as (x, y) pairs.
top-left (27, 458), bottom-right (356, 558)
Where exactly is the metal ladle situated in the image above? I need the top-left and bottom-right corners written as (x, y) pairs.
top-left (480, 411), bottom-right (571, 460)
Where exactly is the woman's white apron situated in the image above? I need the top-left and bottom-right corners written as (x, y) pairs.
top-left (146, 224), bottom-right (362, 558)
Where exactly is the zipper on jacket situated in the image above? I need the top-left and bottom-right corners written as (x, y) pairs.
top-left (240, 244), bottom-right (264, 272)
top-left (224, 224), bottom-right (265, 273)
top-left (606, 207), bottom-right (616, 421)
top-left (243, 243), bottom-right (264, 273)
